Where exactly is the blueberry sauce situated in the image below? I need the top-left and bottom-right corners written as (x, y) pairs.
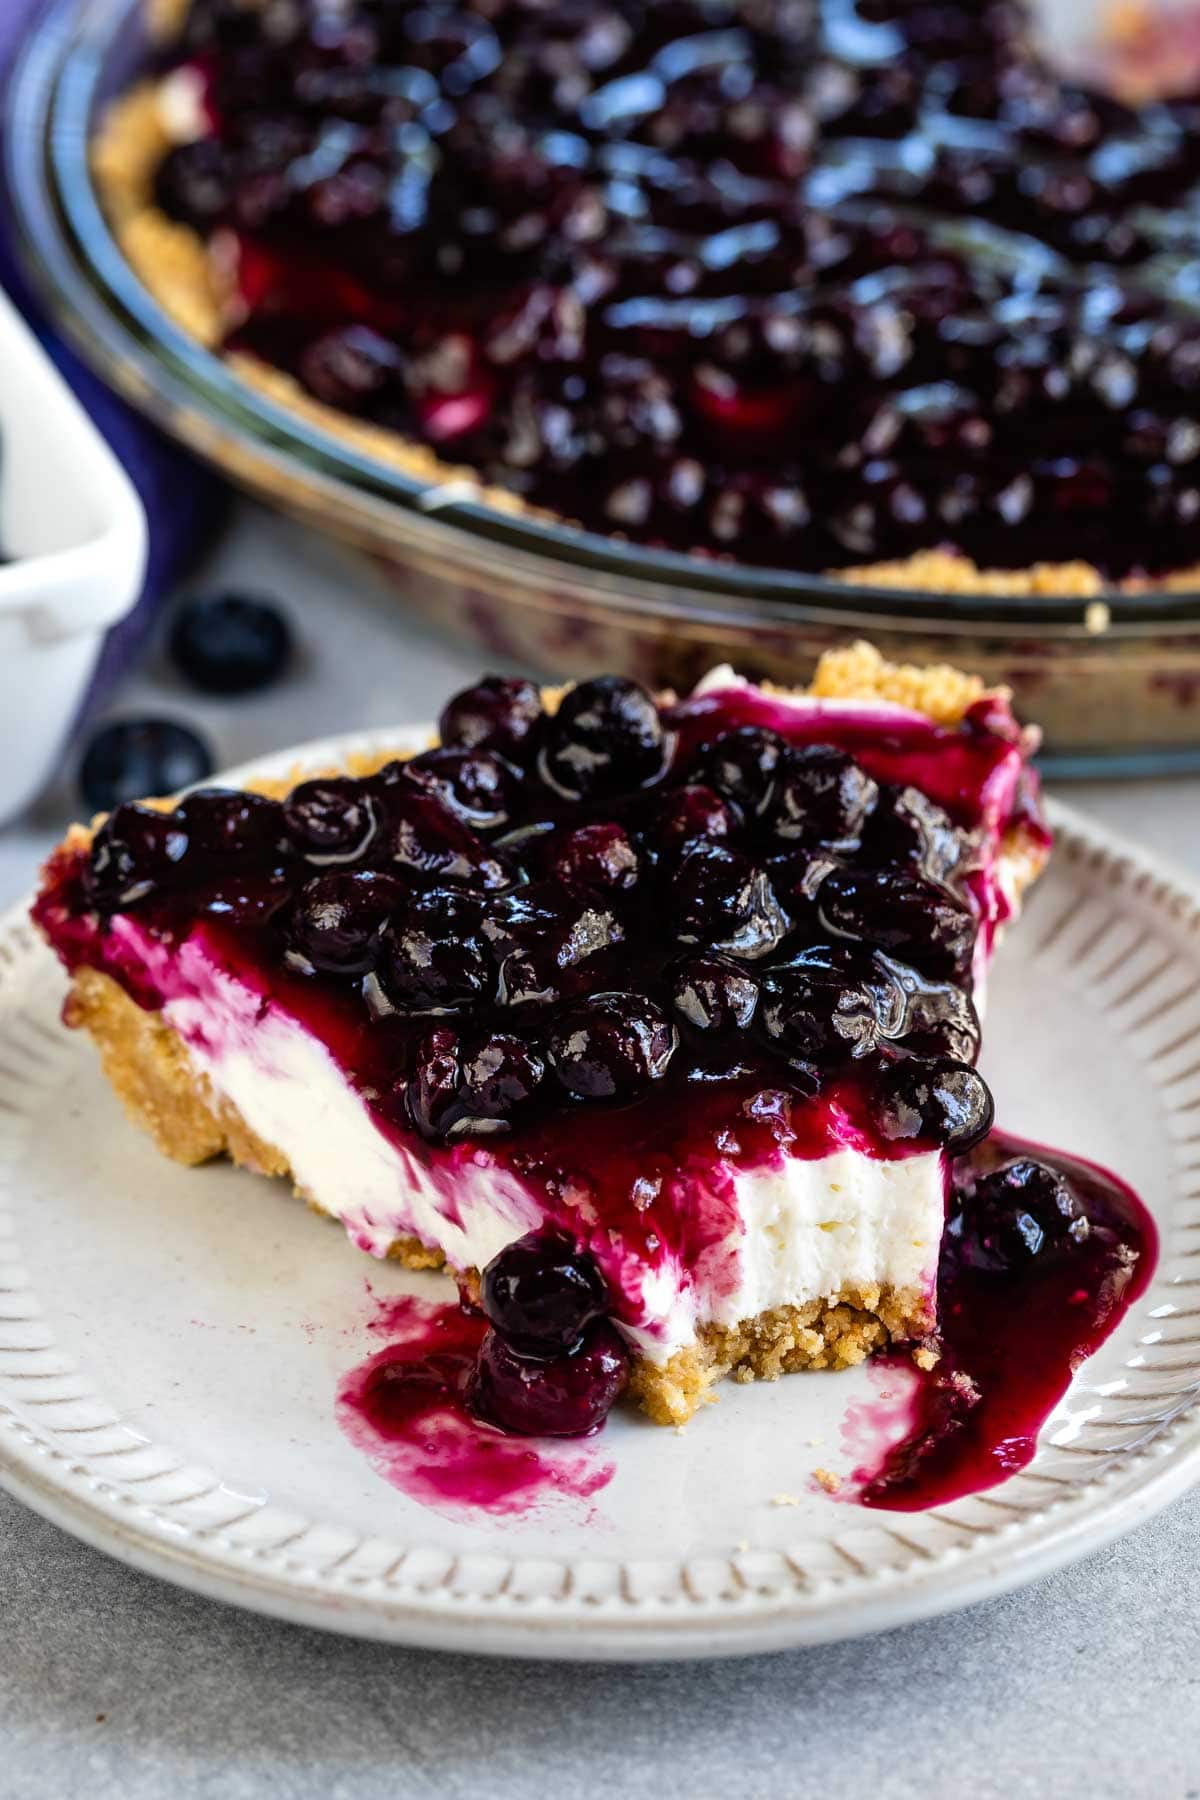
top-left (336, 1291), bottom-right (616, 1515)
top-left (34, 676), bottom-right (1043, 1401)
top-left (849, 1131), bottom-right (1158, 1511)
top-left (150, 0), bottom-right (1200, 576)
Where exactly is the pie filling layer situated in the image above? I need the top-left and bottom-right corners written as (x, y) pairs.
top-left (34, 663), bottom-right (1046, 1424)
top-left (119, 0), bottom-right (1200, 576)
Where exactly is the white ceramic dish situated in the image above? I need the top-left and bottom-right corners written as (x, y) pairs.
top-left (2, 738), bottom-right (1200, 1660)
top-left (0, 284), bottom-right (146, 824)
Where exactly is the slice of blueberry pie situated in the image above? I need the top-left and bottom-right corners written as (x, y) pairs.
top-left (33, 644), bottom-right (1048, 1427)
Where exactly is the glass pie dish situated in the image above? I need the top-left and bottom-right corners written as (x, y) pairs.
top-left (9, 0), bottom-right (1200, 774)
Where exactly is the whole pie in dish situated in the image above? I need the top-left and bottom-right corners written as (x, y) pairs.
top-left (32, 646), bottom-right (1049, 1430)
top-left (95, 0), bottom-right (1200, 589)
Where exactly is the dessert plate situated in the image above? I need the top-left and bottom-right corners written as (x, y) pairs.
top-left (3, 731), bottom-right (1200, 1660)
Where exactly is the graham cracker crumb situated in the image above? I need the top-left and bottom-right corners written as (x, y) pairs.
top-left (812, 1468), bottom-right (843, 1495)
top-left (770, 1492), bottom-right (803, 1508)
top-left (805, 640), bottom-right (988, 726)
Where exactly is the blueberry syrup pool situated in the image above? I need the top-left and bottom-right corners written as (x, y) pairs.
top-left (144, 0), bottom-right (1200, 577)
top-left (852, 1132), bottom-right (1158, 1512)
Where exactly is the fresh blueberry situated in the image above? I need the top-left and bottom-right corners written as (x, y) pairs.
top-left (481, 1230), bottom-right (608, 1353)
top-left (79, 719), bottom-right (214, 814)
top-left (468, 1319), bottom-right (629, 1436)
top-left (169, 593), bottom-right (292, 696)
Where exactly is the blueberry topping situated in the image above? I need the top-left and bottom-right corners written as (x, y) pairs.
top-left (376, 888), bottom-right (491, 1011)
top-left (671, 954), bottom-right (759, 1036)
top-left (480, 1230), bottom-right (608, 1354)
top-left (83, 803), bottom-right (189, 910)
top-left (385, 791), bottom-right (514, 890)
top-left (283, 777), bottom-right (379, 865)
top-left (80, 719), bottom-right (214, 814)
top-left (438, 677), bottom-right (543, 759)
top-left (767, 746), bottom-right (879, 847)
top-left (469, 1319), bottom-right (629, 1437)
top-left (654, 784), bottom-right (739, 853)
top-left (864, 785), bottom-right (964, 882)
top-left (405, 1024), bottom-right (544, 1140)
top-left (401, 747), bottom-right (523, 832)
top-left (760, 944), bottom-right (901, 1073)
top-left (672, 843), bottom-right (789, 959)
top-left (299, 325), bottom-right (403, 411)
top-left (538, 677), bottom-right (668, 801)
top-left (951, 1158), bottom-right (1091, 1274)
top-left (174, 788), bottom-right (286, 865)
top-left (287, 869), bottom-right (405, 975)
top-left (686, 727), bottom-right (785, 818)
top-left (548, 992), bottom-right (677, 1101)
top-left (817, 867), bottom-right (977, 979)
top-left (868, 1056), bottom-right (995, 1154)
top-left (549, 822), bottom-right (639, 897)
top-left (169, 593), bottom-right (292, 696)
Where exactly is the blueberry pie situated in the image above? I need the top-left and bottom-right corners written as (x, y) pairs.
top-left (33, 646), bottom-right (1049, 1426)
top-left (92, 0), bottom-right (1200, 585)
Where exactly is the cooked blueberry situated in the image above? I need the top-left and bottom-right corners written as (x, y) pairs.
top-left (817, 866), bottom-right (977, 978)
top-left (867, 1056), bottom-right (994, 1154)
top-left (548, 992), bottom-right (677, 1101)
top-left (549, 823), bottom-right (639, 897)
top-left (404, 1026), bottom-right (465, 1141)
top-left (654, 784), bottom-right (739, 853)
top-left (174, 788), bottom-right (286, 864)
top-left (687, 727), bottom-right (785, 818)
top-left (496, 905), bottom-right (624, 1009)
top-left (760, 944), bottom-right (902, 1070)
top-left (863, 784), bottom-right (964, 881)
top-left (298, 325), bottom-right (403, 411)
top-left (481, 1230), bottom-right (608, 1352)
top-left (671, 954), bottom-right (759, 1035)
top-left (169, 593), bottom-right (292, 696)
top-left (538, 677), bottom-right (668, 800)
top-left (401, 747), bottom-right (523, 831)
top-left (287, 869), bottom-right (405, 975)
top-left (80, 719), bottom-right (214, 814)
top-left (376, 887), bottom-right (491, 1010)
top-left (283, 777), bottom-right (379, 865)
top-left (404, 1025), bottom-right (544, 1141)
top-left (882, 959), bottom-right (982, 1062)
top-left (672, 843), bottom-right (789, 958)
top-left (951, 1158), bottom-right (1090, 1274)
top-left (438, 677), bottom-right (543, 759)
top-left (83, 802), bottom-right (189, 910)
top-left (384, 791), bottom-right (514, 890)
top-left (767, 745), bottom-right (879, 846)
top-left (468, 1319), bottom-right (629, 1436)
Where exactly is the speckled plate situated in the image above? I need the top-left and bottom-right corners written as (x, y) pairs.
top-left (3, 734), bottom-right (1200, 1659)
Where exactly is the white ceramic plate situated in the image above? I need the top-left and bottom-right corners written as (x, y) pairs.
top-left (4, 734), bottom-right (1200, 1660)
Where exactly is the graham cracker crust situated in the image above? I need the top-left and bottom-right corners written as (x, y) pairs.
top-left (40, 653), bottom-right (1043, 1425)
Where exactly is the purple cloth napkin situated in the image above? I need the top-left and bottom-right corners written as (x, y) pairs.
top-left (0, 0), bottom-right (225, 708)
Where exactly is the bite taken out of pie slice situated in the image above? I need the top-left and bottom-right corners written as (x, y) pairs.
top-left (32, 643), bottom-right (1049, 1432)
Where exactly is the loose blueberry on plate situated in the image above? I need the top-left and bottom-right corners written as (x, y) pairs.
top-left (469, 1320), bottom-right (629, 1436)
top-left (80, 719), bottom-right (214, 814)
top-left (481, 1231), bottom-right (608, 1354)
top-left (951, 1157), bottom-right (1091, 1275)
top-left (169, 593), bottom-right (292, 696)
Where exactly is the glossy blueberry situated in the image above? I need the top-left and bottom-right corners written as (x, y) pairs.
top-left (469, 1319), bottom-right (629, 1436)
top-left (951, 1158), bottom-right (1090, 1274)
top-left (496, 903), bottom-right (624, 1009)
top-left (169, 593), bottom-right (292, 696)
top-left (759, 943), bottom-right (901, 1070)
top-left (384, 791), bottom-right (514, 890)
top-left (538, 677), bottom-right (668, 801)
top-left (283, 777), bottom-right (379, 865)
top-left (867, 1056), bottom-right (995, 1154)
top-left (438, 677), bottom-right (544, 759)
top-left (401, 747), bottom-right (523, 832)
top-left (687, 727), bottom-right (785, 818)
top-left (670, 954), bottom-right (759, 1035)
top-left (174, 788), bottom-right (286, 865)
top-left (654, 784), bottom-right (738, 853)
top-left (404, 1025), bottom-right (544, 1141)
top-left (79, 719), bottom-right (214, 815)
top-left (672, 843), bottom-right (789, 959)
top-left (548, 992), bottom-right (677, 1102)
top-left (549, 823), bottom-right (639, 897)
top-left (767, 745), bottom-right (879, 846)
top-left (286, 869), bottom-right (406, 975)
top-left (817, 866), bottom-right (977, 978)
top-left (83, 802), bottom-right (189, 910)
top-left (376, 887), bottom-right (491, 1011)
top-left (863, 784), bottom-right (964, 881)
top-left (480, 1231), bottom-right (608, 1353)
top-left (298, 325), bottom-right (403, 410)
